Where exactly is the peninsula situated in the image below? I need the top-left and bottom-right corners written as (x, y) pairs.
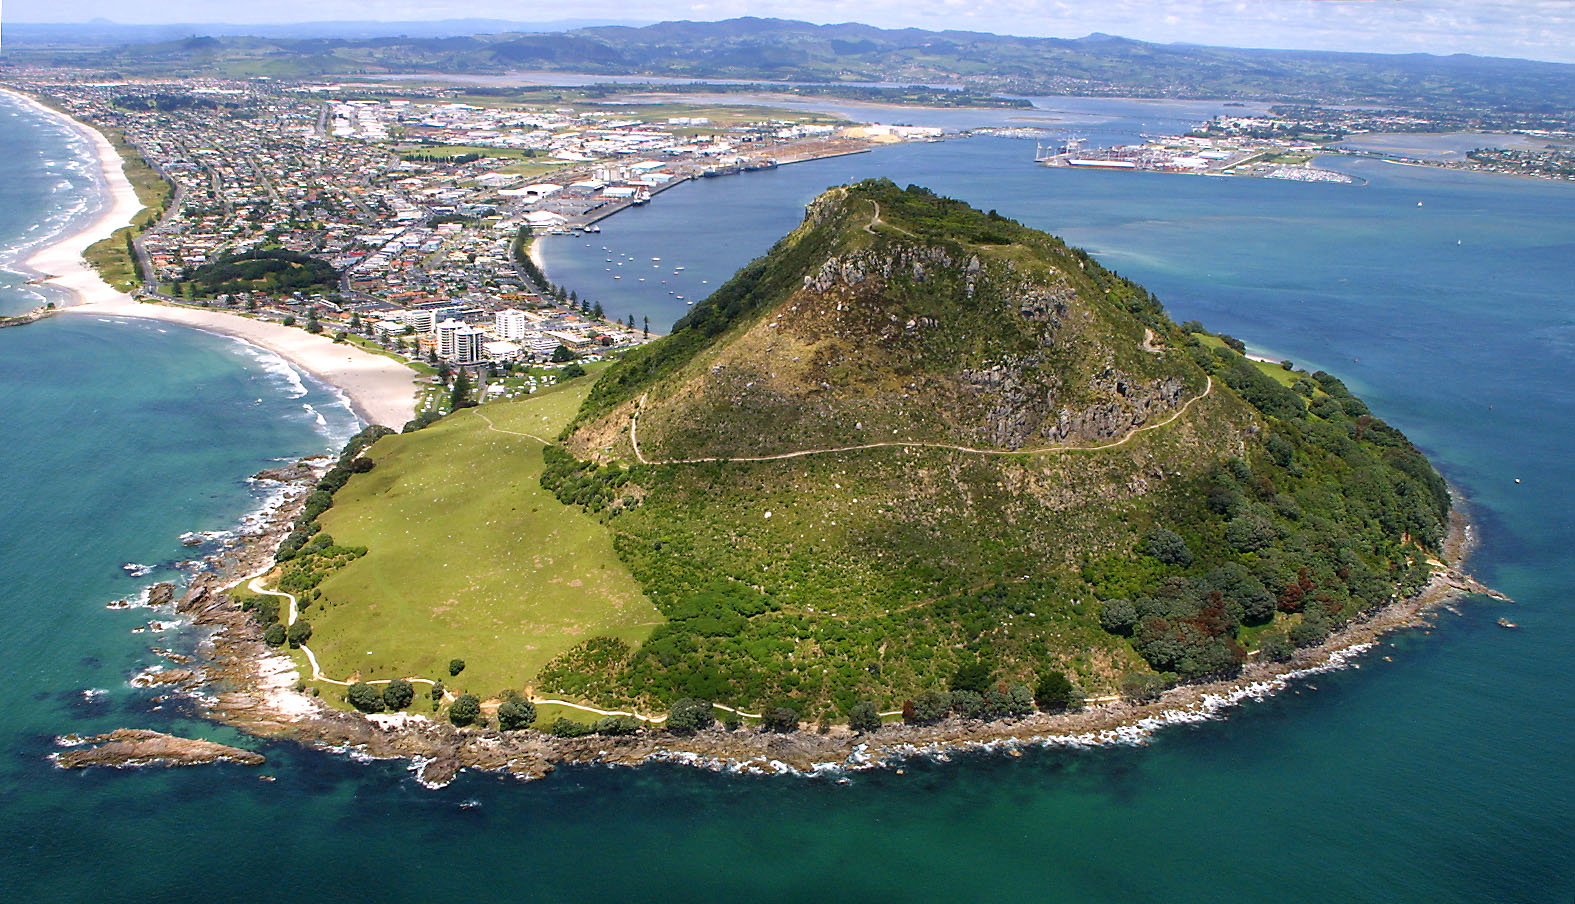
top-left (180, 181), bottom-right (1493, 781)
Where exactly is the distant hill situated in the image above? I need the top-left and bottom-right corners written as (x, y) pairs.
top-left (0, 19), bottom-right (647, 44)
top-left (8, 16), bottom-right (1573, 114)
top-left (531, 181), bottom-right (1449, 713)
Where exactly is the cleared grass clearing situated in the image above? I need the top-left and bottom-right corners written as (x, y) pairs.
top-left (306, 376), bottom-right (663, 700)
top-left (1193, 332), bottom-right (1306, 388)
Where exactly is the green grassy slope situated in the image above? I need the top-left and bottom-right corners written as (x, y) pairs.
top-left (303, 378), bottom-right (663, 699)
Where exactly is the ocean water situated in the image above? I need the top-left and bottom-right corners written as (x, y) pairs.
top-left (0, 94), bottom-right (107, 317)
top-left (1, 95), bottom-right (1570, 902)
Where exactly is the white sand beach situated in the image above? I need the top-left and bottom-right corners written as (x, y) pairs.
top-left (5, 88), bottom-right (145, 299)
top-left (4, 88), bottom-right (419, 429)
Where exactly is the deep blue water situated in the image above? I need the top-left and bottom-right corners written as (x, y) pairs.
top-left (1, 94), bottom-right (1570, 903)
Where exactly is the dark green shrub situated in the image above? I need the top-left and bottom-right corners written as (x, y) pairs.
top-left (667, 698), bottom-right (715, 733)
top-left (347, 682), bottom-right (385, 713)
top-left (448, 694), bottom-right (480, 726)
top-left (382, 678), bottom-right (414, 711)
top-left (847, 700), bottom-right (882, 733)
top-left (1121, 673), bottom-right (1167, 704)
top-left (761, 705), bottom-right (800, 733)
top-left (285, 620), bottom-right (312, 648)
top-left (904, 690), bottom-right (951, 725)
top-left (1034, 671), bottom-right (1076, 712)
top-left (1141, 528), bottom-right (1194, 566)
top-left (949, 659), bottom-right (993, 694)
top-left (592, 716), bottom-right (642, 736)
top-left (1258, 632), bottom-right (1294, 663)
top-left (497, 697), bottom-right (537, 731)
top-left (549, 716), bottom-right (592, 737)
top-left (1099, 599), bottom-right (1138, 635)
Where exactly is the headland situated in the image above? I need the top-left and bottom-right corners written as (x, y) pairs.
top-left (136, 181), bottom-right (1504, 786)
top-left (173, 475), bottom-right (1493, 786)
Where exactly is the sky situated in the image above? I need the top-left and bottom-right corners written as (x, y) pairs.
top-left (5, 0), bottom-right (1574, 64)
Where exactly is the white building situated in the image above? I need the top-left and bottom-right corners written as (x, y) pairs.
top-left (495, 308), bottom-right (531, 341)
top-left (483, 340), bottom-right (522, 361)
top-left (543, 329), bottom-right (599, 351)
top-left (402, 309), bottom-right (436, 332)
top-left (434, 318), bottom-right (466, 357)
top-left (519, 331), bottom-right (559, 357)
top-left (436, 319), bottom-right (488, 364)
top-left (451, 327), bottom-right (487, 365)
top-left (525, 210), bottom-right (568, 230)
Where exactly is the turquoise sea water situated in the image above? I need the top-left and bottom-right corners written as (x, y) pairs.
top-left (1, 95), bottom-right (1570, 902)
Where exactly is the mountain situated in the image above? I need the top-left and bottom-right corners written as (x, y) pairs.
top-left (568, 183), bottom-right (1205, 463)
top-left (0, 19), bottom-right (647, 45)
top-left (8, 17), bottom-right (1572, 116)
top-left (537, 181), bottom-right (1449, 713)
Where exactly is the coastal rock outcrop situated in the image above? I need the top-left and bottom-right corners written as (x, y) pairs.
top-left (253, 458), bottom-right (327, 484)
top-left (54, 729), bottom-right (264, 769)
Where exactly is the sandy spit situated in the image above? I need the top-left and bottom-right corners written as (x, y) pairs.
top-left (4, 87), bottom-right (418, 429)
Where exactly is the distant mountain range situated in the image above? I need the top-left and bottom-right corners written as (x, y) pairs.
top-left (6, 16), bottom-right (1573, 113)
top-left (1, 18), bottom-right (648, 44)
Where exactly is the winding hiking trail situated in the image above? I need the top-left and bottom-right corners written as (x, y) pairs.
top-left (237, 553), bottom-right (1103, 724)
top-left (244, 574), bottom-right (433, 690)
top-left (630, 376), bottom-right (1213, 466)
top-left (864, 198), bottom-right (914, 238)
top-left (475, 410), bottom-right (552, 444)
top-left (239, 549), bottom-right (700, 721)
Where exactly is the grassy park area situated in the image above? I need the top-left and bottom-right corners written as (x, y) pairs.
top-left (302, 375), bottom-right (663, 700)
top-left (82, 128), bottom-right (171, 290)
top-left (1193, 332), bottom-right (1308, 388)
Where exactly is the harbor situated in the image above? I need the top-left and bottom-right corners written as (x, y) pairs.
top-left (1035, 135), bottom-right (1356, 182)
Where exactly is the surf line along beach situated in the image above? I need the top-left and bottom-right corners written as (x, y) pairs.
top-left (2, 87), bottom-right (419, 429)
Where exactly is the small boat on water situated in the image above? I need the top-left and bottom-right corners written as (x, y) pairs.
top-left (1498, 618), bottom-right (1518, 629)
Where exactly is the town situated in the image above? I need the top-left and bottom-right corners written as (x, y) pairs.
top-left (10, 75), bottom-right (893, 388)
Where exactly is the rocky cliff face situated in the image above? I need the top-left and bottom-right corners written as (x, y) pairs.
top-left (579, 183), bottom-right (1203, 462)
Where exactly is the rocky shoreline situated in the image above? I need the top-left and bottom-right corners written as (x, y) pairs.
top-left (102, 457), bottom-right (1499, 786)
top-left (54, 729), bottom-right (265, 769)
top-left (0, 307), bottom-right (57, 329)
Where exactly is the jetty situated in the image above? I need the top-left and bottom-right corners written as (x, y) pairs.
top-left (0, 305), bottom-right (58, 329)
